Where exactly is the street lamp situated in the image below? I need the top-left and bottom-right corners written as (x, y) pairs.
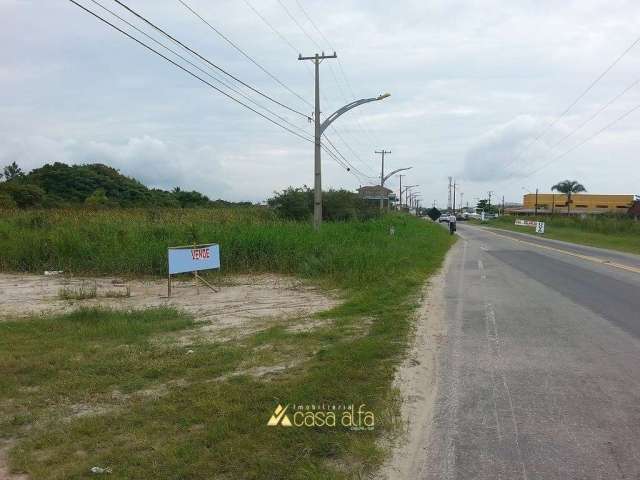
top-left (298, 52), bottom-right (392, 231)
top-left (312, 93), bottom-right (391, 230)
top-left (401, 185), bottom-right (418, 209)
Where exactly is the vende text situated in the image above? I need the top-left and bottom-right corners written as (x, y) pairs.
top-left (191, 248), bottom-right (211, 260)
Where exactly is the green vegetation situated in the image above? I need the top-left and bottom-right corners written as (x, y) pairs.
top-left (0, 210), bottom-right (454, 479)
top-left (485, 214), bottom-right (640, 255)
top-left (551, 179), bottom-right (587, 215)
top-left (0, 162), bottom-right (253, 209)
top-left (268, 186), bottom-right (379, 221)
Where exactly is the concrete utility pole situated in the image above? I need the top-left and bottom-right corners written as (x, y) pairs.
top-left (398, 174), bottom-right (406, 210)
top-left (375, 151), bottom-right (410, 211)
top-left (502, 195), bottom-right (505, 216)
top-left (376, 149), bottom-right (392, 210)
top-left (488, 190), bottom-right (494, 211)
top-left (298, 52), bottom-right (390, 230)
top-left (534, 188), bottom-right (539, 216)
top-left (447, 177), bottom-right (453, 211)
top-left (453, 180), bottom-right (457, 213)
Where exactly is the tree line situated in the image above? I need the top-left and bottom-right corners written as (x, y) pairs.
top-left (0, 162), bottom-right (252, 209)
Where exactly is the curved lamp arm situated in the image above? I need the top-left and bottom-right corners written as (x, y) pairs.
top-left (320, 93), bottom-right (390, 134)
top-left (382, 167), bottom-right (412, 185)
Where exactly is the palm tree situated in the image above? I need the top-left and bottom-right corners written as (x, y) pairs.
top-left (551, 180), bottom-right (586, 215)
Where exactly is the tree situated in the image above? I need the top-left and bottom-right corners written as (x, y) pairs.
top-left (551, 180), bottom-right (586, 215)
top-left (426, 207), bottom-right (441, 221)
top-left (0, 183), bottom-right (45, 208)
top-left (84, 188), bottom-right (111, 209)
top-left (3, 162), bottom-right (24, 181)
top-left (475, 199), bottom-right (499, 215)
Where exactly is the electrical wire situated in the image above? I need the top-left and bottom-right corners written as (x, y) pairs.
top-left (546, 75), bottom-right (640, 152)
top-left (521, 101), bottom-right (640, 179)
top-left (174, 0), bottom-right (312, 109)
top-left (242, 0), bottom-right (379, 177)
top-left (289, 0), bottom-right (381, 149)
top-left (501, 32), bottom-right (640, 172)
top-left (68, 0), bottom-right (314, 143)
top-left (111, 0), bottom-right (310, 120)
top-left (89, 0), bottom-right (313, 140)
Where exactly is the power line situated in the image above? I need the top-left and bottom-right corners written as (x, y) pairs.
top-left (522, 100), bottom-right (640, 179)
top-left (68, 0), bottom-right (314, 143)
top-left (112, 0), bottom-right (310, 120)
top-left (322, 134), bottom-right (375, 179)
top-left (290, 0), bottom-right (380, 146)
top-left (502, 31), bottom-right (640, 172)
top-left (174, 0), bottom-right (312, 109)
top-left (242, 0), bottom-right (300, 55)
top-left (90, 0), bottom-right (312, 139)
top-left (243, 0), bottom-right (379, 177)
top-left (546, 74), bottom-right (640, 152)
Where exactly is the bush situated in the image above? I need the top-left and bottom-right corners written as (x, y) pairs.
top-left (268, 186), bottom-right (379, 222)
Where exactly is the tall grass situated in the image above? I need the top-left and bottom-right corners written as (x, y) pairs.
top-left (0, 208), bottom-right (440, 288)
top-left (489, 214), bottom-right (640, 254)
top-left (0, 208), bottom-right (454, 479)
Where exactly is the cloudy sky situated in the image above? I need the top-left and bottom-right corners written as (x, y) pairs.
top-left (2, 0), bottom-right (640, 206)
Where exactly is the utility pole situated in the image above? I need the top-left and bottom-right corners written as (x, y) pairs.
top-left (298, 52), bottom-right (336, 230)
top-left (298, 53), bottom-right (391, 230)
top-left (447, 177), bottom-right (453, 211)
top-left (453, 180), bottom-right (457, 213)
top-left (375, 149), bottom-right (392, 210)
top-left (459, 192), bottom-right (464, 213)
top-left (488, 190), bottom-right (493, 212)
top-left (398, 174), bottom-right (405, 210)
top-left (534, 188), bottom-right (539, 216)
top-left (502, 195), bottom-right (505, 216)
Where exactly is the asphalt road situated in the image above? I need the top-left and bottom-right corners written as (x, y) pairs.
top-left (420, 222), bottom-right (640, 480)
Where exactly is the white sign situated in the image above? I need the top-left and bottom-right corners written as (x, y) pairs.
top-left (481, 211), bottom-right (485, 221)
top-left (535, 222), bottom-right (545, 234)
top-left (515, 219), bottom-right (537, 227)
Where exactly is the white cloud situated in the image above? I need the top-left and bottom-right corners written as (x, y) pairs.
top-left (2, 0), bottom-right (640, 205)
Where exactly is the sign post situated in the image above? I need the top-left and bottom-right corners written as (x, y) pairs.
top-left (167, 243), bottom-right (221, 297)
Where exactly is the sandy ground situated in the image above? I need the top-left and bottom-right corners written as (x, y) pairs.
top-left (0, 273), bottom-right (338, 330)
top-left (375, 252), bottom-right (452, 480)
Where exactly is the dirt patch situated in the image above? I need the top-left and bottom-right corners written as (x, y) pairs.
top-left (375, 253), bottom-right (452, 479)
top-left (0, 272), bottom-right (338, 328)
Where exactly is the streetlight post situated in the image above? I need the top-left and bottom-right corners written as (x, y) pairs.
top-left (299, 52), bottom-right (390, 231)
top-left (402, 185), bottom-right (418, 210)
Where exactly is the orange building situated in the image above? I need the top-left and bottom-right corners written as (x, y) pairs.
top-left (520, 193), bottom-right (636, 214)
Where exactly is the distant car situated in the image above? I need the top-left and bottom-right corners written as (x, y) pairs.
top-left (438, 214), bottom-right (451, 223)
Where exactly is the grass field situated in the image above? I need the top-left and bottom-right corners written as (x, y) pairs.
top-left (479, 214), bottom-right (640, 255)
top-left (0, 209), bottom-right (454, 479)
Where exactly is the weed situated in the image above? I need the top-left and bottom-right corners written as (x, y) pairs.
top-left (58, 282), bottom-right (97, 300)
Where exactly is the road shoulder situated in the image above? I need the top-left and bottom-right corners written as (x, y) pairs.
top-left (375, 246), bottom-right (455, 479)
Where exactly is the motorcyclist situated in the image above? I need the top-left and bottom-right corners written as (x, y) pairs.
top-left (449, 214), bottom-right (457, 234)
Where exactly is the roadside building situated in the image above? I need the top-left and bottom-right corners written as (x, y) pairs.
top-left (507, 193), bottom-right (637, 215)
top-left (357, 185), bottom-right (396, 208)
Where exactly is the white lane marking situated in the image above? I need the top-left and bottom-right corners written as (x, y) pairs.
top-left (478, 260), bottom-right (487, 279)
top-left (485, 302), bottom-right (528, 480)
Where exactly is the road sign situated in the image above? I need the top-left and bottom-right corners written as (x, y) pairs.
top-left (535, 222), bottom-right (545, 234)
